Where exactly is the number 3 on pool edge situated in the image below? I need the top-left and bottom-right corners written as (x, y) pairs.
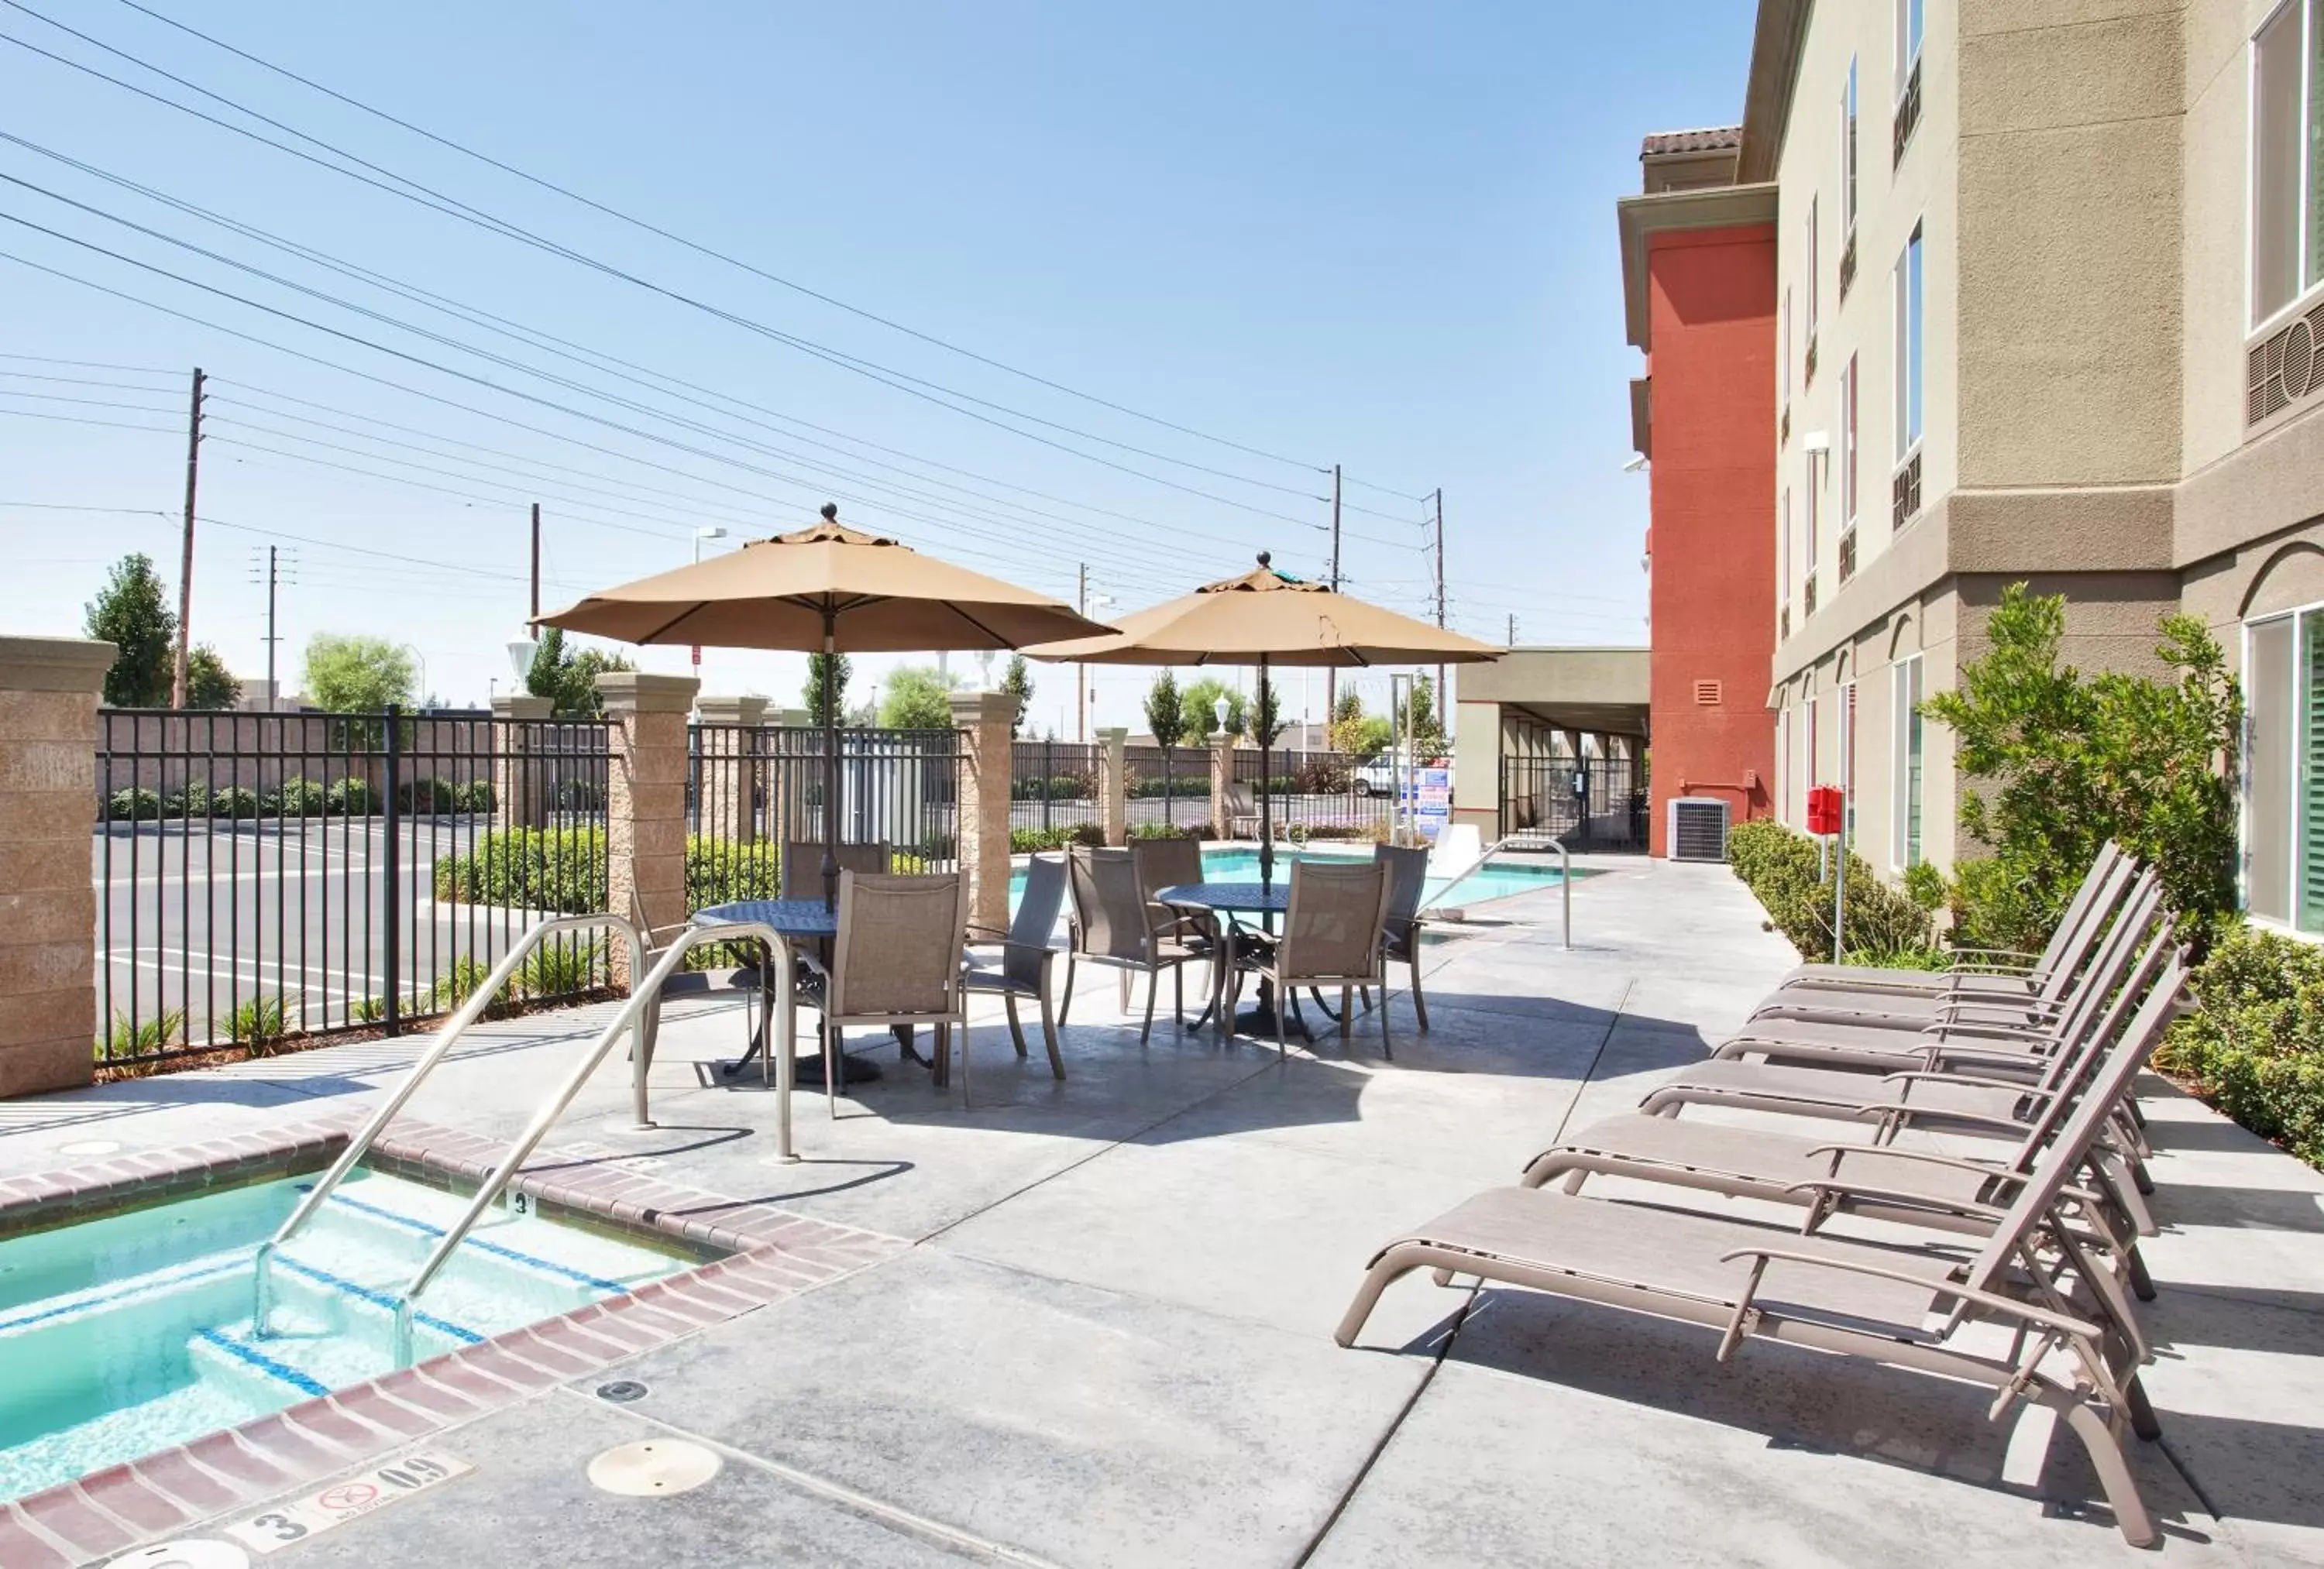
top-left (251, 1512), bottom-right (307, 1542)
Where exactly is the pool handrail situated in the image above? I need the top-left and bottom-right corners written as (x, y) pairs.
top-left (387, 920), bottom-right (795, 1368)
top-left (1437, 831), bottom-right (1571, 949)
top-left (251, 911), bottom-right (648, 1337)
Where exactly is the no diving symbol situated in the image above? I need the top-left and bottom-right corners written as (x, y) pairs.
top-left (316, 1481), bottom-right (379, 1512)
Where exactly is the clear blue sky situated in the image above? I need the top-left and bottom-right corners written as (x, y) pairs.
top-left (2, 0), bottom-right (1754, 733)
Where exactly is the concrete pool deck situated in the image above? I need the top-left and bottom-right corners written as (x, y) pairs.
top-left (2, 856), bottom-right (2321, 1565)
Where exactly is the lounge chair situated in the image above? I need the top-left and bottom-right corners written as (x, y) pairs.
top-left (1335, 966), bottom-right (2188, 1547)
top-left (1234, 857), bottom-right (1394, 1059)
top-left (1059, 846), bottom-right (1206, 1043)
top-left (794, 871), bottom-right (968, 1113)
top-left (963, 853), bottom-right (1067, 1080)
top-left (1223, 780), bottom-right (1266, 841)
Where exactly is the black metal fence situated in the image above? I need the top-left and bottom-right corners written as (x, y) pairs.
top-left (1232, 748), bottom-right (1391, 839)
top-left (95, 707), bottom-right (611, 1067)
top-left (1499, 754), bottom-right (1648, 850)
top-left (687, 724), bottom-right (962, 903)
top-left (1010, 738), bottom-right (1101, 842)
top-left (1122, 743), bottom-right (1210, 833)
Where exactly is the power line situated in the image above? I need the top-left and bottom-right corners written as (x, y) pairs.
top-left (0, 405), bottom-right (174, 433)
top-left (0, 348), bottom-right (174, 373)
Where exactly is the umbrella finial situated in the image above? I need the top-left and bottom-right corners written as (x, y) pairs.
top-left (1257, 551), bottom-right (1271, 568)
top-left (820, 502), bottom-right (839, 523)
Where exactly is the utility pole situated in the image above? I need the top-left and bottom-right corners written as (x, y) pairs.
top-left (1432, 487), bottom-right (1446, 736)
top-left (253, 546), bottom-right (281, 698)
top-left (1075, 561), bottom-right (1088, 743)
top-left (169, 366), bottom-right (205, 708)
top-left (1508, 612), bottom-right (1516, 647)
top-left (1325, 463), bottom-right (1342, 723)
top-left (528, 502), bottom-right (541, 621)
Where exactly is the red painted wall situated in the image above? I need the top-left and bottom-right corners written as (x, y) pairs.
top-left (1644, 224), bottom-right (1776, 853)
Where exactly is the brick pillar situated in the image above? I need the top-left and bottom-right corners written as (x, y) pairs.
top-left (1209, 730), bottom-right (1236, 840)
top-left (490, 694), bottom-right (552, 829)
top-left (0, 636), bottom-right (114, 1097)
top-left (693, 695), bottom-right (768, 843)
top-left (596, 671), bottom-right (699, 986)
top-left (951, 691), bottom-right (1018, 933)
top-left (1097, 726), bottom-right (1128, 846)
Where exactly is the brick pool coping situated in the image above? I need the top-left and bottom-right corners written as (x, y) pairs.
top-left (0, 1114), bottom-right (907, 1567)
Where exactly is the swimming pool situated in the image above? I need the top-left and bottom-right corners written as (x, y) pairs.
top-left (1007, 846), bottom-right (1570, 911)
top-left (0, 1168), bottom-right (693, 1501)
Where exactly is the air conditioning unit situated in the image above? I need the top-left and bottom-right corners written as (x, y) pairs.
top-left (1668, 797), bottom-right (1731, 862)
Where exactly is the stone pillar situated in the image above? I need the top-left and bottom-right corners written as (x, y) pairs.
top-left (596, 671), bottom-right (700, 986)
top-left (1097, 726), bottom-right (1129, 846)
top-left (1208, 731), bottom-right (1236, 840)
top-left (490, 694), bottom-right (553, 829)
top-left (951, 691), bottom-right (1019, 934)
top-left (0, 636), bottom-right (114, 1097)
top-left (693, 695), bottom-right (768, 843)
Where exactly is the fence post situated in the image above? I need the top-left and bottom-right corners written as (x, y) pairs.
top-left (490, 693), bottom-right (553, 829)
top-left (693, 695), bottom-right (768, 843)
top-left (0, 637), bottom-right (113, 1097)
top-left (383, 705), bottom-right (403, 1038)
top-left (1098, 726), bottom-right (1128, 846)
top-left (1208, 730), bottom-right (1235, 839)
top-left (951, 692), bottom-right (1017, 934)
top-left (597, 671), bottom-right (700, 988)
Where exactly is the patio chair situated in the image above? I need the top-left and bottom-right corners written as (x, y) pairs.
top-left (1237, 857), bottom-right (1393, 1060)
top-left (793, 871), bottom-right (969, 1114)
top-left (1058, 846), bottom-right (1206, 1044)
top-left (1223, 780), bottom-right (1266, 841)
top-left (1521, 915), bottom-right (2185, 1313)
top-left (782, 839), bottom-right (890, 898)
top-left (962, 852), bottom-right (1067, 1081)
top-left (1133, 835), bottom-right (1219, 968)
top-left (1334, 965), bottom-right (2191, 1548)
top-left (1375, 843), bottom-right (1431, 1031)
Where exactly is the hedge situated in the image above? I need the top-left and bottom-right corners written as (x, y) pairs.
top-left (1725, 819), bottom-right (1931, 961)
top-left (434, 829), bottom-right (811, 912)
top-left (2157, 923), bottom-right (2324, 1169)
top-left (1012, 824), bottom-right (1105, 853)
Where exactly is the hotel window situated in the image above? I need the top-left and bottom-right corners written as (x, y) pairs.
top-left (1804, 196), bottom-right (1820, 383)
top-left (1892, 224), bottom-right (1925, 527)
top-left (2249, 0), bottom-right (2324, 326)
top-left (1779, 709), bottom-right (1794, 826)
top-left (1782, 287), bottom-right (1793, 410)
top-left (1891, 655), bottom-right (1924, 869)
top-left (1839, 355), bottom-right (1860, 579)
top-left (1840, 58), bottom-right (1859, 299)
top-left (2242, 607), bottom-right (2324, 931)
top-left (1780, 485), bottom-right (1792, 604)
top-left (1893, 0), bottom-right (1925, 161)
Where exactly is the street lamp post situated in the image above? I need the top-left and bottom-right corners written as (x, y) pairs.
top-left (691, 527), bottom-right (727, 672)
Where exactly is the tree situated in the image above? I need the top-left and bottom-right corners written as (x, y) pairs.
top-left (1178, 677), bottom-right (1245, 743)
top-left (803, 651), bottom-right (852, 727)
top-left (1403, 675), bottom-right (1446, 755)
top-left (184, 646), bottom-right (240, 710)
top-left (879, 664), bottom-right (960, 729)
top-left (1920, 583), bottom-right (2241, 950)
top-left (303, 633), bottom-right (415, 712)
top-left (1000, 654), bottom-right (1035, 737)
top-left (1250, 675), bottom-right (1288, 747)
top-left (84, 553), bottom-right (176, 707)
top-left (1142, 671), bottom-right (1184, 756)
top-left (1327, 691), bottom-right (1390, 760)
top-left (525, 627), bottom-right (635, 717)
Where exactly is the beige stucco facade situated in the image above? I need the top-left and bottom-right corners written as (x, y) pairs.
top-left (1724, 0), bottom-right (2324, 912)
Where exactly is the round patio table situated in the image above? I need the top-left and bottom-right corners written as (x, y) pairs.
top-left (692, 899), bottom-right (897, 1086)
top-left (1156, 883), bottom-right (1309, 1040)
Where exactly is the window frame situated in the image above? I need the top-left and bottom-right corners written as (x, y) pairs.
top-left (2240, 599), bottom-right (2324, 936)
top-left (1890, 654), bottom-right (1924, 871)
top-left (1894, 0), bottom-right (1924, 104)
top-left (2246, 0), bottom-right (2323, 333)
top-left (1841, 353), bottom-right (1859, 527)
top-left (1893, 223), bottom-right (1926, 465)
top-left (1805, 194), bottom-right (1820, 366)
top-left (1842, 57), bottom-right (1860, 236)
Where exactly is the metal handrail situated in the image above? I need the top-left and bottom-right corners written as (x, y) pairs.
top-left (387, 921), bottom-right (795, 1368)
top-left (252, 912), bottom-right (648, 1337)
top-left (1442, 831), bottom-right (1572, 950)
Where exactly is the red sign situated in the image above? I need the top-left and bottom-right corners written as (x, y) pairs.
top-left (1806, 785), bottom-right (1844, 836)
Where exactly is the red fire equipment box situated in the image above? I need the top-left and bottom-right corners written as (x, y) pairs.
top-left (1806, 786), bottom-right (1844, 837)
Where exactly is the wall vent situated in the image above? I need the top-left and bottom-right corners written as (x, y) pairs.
top-left (2249, 300), bottom-right (2324, 427)
top-left (1693, 679), bottom-right (1723, 706)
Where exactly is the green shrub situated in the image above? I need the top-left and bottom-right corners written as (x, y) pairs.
top-left (1130, 822), bottom-right (1208, 840)
top-left (228, 994), bottom-right (289, 1054)
top-left (550, 778), bottom-right (603, 812)
top-left (398, 776), bottom-right (457, 814)
top-left (162, 782), bottom-right (210, 818)
top-left (514, 939), bottom-right (605, 999)
top-left (688, 836), bottom-right (781, 908)
top-left (210, 784), bottom-right (264, 819)
top-left (1129, 774), bottom-right (1205, 799)
top-left (107, 786), bottom-right (162, 822)
top-left (435, 826), bottom-right (607, 912)
top-left (456, 778), bottom-right (495, 812)
top-left (1838, 945), bottom-right (1954, 971)
top-left (98, 1006), bottom-right (186, 1059)
top-left (1726, 820), bottom-right (1930, 962)
top-left (1012, 773), bottom-right (1097, 802)
top-left (1011, 825), bottom-right (1105, 853)
top-left (325, 777), bottom-right (378, 815)
top-left (273, 775), bottom-right (327, 816)
top-left (2157, 923), bottom-right (2324, 1169)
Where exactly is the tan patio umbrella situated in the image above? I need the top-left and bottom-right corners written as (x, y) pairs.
top-left (538, 504), bottom-right (1113, 905)
top-left (1026, 552), bottom-right (1502, 890)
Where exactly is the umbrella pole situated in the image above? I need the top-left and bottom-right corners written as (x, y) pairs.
top-left (821, 608), bottom-right (840, 912)
top-left (1258, 654), bottom-right (1274, 894)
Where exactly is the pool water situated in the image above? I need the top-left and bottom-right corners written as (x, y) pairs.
top-left (0, 1169), bottom-right (693, 1501)
top-left (1008, 846), bottom-right (1568, 912)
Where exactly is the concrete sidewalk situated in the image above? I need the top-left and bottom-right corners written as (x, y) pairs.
top-left (4, 856), bottom-right (2321, 1566)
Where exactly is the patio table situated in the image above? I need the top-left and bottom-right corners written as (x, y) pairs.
top-left (691, 898), bottom-right (914, 1087)
top-left (1156, 884), bottom-right (1311, 1040)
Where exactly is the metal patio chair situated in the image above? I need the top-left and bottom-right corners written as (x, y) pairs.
top-left (963, 852), bottom-right (1067, 1080)
top-left (795, 871), bottom-right (969, 1113)
top-left (1059, 846), bottom-right (1205, 1044)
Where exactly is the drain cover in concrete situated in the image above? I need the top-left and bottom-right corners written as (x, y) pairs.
top-left (586, 1439), bottom-right (721, 1497)
top-left (107, 1543), bottom-right (251, 1569)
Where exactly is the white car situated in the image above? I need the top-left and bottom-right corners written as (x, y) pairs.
top-left (1351, 755), bottom-right (1449, 796)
